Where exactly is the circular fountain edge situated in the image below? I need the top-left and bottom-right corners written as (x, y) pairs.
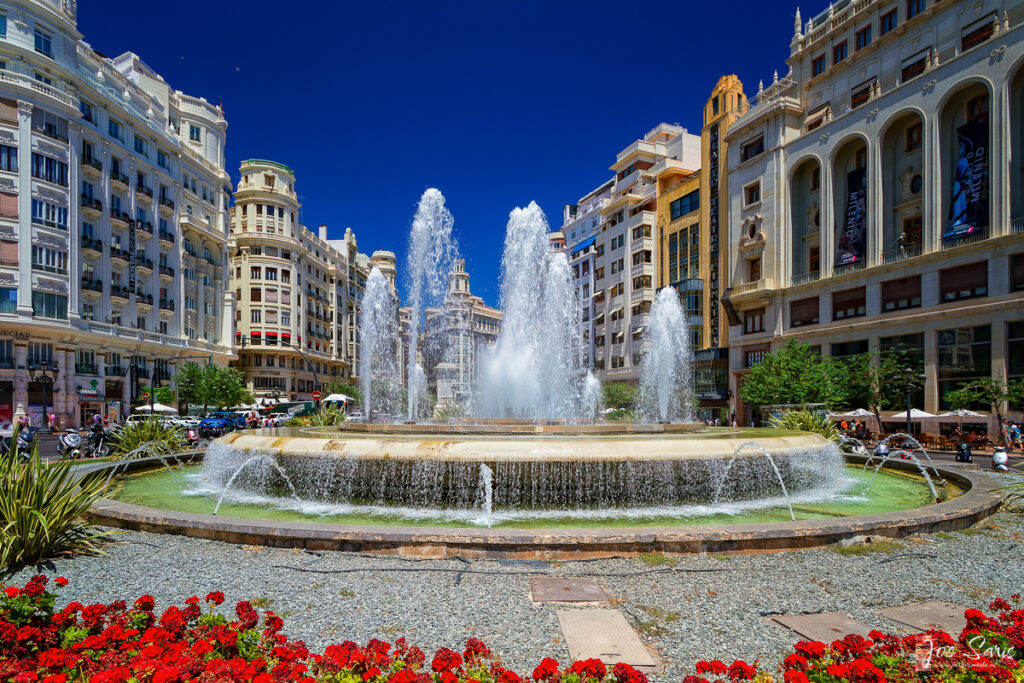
top-left (89, 455), bottom-right (1003, 558)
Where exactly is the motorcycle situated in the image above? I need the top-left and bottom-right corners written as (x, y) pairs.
top-left (83, 424), bottom-right (111, 459)
top-left (57, 428), bottom-right (83, 460)
top-left (1, 424), bottom-right (36, 460)
top-left (185, 426), bottom-right (200, 447)
top-left (955, 441), bottom-right (973, 463)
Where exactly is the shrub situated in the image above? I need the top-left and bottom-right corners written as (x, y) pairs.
top-left (0, 429), bottom-right (111, 571)
top-left (769, 410), bottom-right (841, 444)
top-left (110, 419), bottom-right (187, 458)
top-left (305, 404), bottom-right (346, 427)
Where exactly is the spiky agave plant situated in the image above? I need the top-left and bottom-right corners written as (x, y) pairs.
top-left (304, 404), bottom-right (346, 427)
top-left (769, 409), bottom-right (841, 444)
top-left (0, 426), bottom-right (112, 571)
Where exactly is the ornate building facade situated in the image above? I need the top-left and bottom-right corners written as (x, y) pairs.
top-left (0, 0), bottom-right (233, 427)
top-left (725, 0), bottom-right (1024, 425)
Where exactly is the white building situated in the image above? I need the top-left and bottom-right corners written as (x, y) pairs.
top-left (724, 0), bottom-right (1024, 426)
top-left (0, 0), bottom-right (233, 426)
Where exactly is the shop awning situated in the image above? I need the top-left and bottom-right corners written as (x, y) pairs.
top-left (571, 236), bottom-right (597, 254)
top-left (805, 104), bottom-right (831, 130)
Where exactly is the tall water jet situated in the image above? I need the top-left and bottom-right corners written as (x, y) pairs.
top-left (405, 189), bottom-right (458, 421)
top-left (477, 202), bottom-right (584, 419)
top-left (359, 267), bottom-right (400, 418)
top-left (581, 372), bottom-right (601, 422)
top-left (639, 287), bottom-right (694, 423)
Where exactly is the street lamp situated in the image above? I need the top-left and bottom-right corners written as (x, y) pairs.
top-left (903, 367), bottom-right (927, 437)
top-left (27, 362), bottom-right (59, 432)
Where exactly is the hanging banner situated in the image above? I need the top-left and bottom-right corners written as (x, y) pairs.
top-left (945, 118), bottom-right (989, 241)
top-left (836, 167), bottom-right (867, 266)
top-left (128, 222), bottom-right (137, 290)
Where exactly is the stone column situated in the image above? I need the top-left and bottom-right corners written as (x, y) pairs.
top-left (13, 343), bottom-right (27, 414)
top-left (922, 110), bottom-right (941, 253)
top-left (991, 74), bottom-right (1010, 236)
top-left (16, 102), bottom-right (33, 317)
top-left (68, 122), bottom-right (82, 323)
top-left (820, 146), bottom-right (835, 277)
top-left (867, 127), bottom-right (884, 267)
top-left (923, 328), bottom-right (939, 414)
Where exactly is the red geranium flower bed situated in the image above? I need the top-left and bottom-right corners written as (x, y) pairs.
top-left (2, 576), bottom-right (1021, 683)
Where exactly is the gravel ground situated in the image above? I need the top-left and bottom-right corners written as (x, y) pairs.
top-left (8, 497), bottom-right (1024, 680)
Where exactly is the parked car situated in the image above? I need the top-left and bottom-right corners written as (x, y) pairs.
top-left (124, 414), bottom-right (166, 426)
top-left (269, 412), bottom-right (291, 427)
top-left (346, 410), bottom-right (366, 422)
top-left (199, 411), bottom-right (238, 438)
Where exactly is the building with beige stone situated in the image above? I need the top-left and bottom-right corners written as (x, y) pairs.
top-left (724, 0), bottom-right (1024, 427)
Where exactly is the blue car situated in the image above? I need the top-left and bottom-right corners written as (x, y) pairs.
top-left (199, 411), bottom-right (239, 438)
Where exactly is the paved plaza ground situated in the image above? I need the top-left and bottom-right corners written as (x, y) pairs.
top-left (11, 496), bottom-right (1024, 680)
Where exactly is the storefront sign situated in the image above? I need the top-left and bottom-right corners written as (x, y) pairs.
top-left (836, 167), bottom-right (867, 266)
top-left (945, 118), bottom-right (989, 241)
top-left (0, 330), bottom-right (30, 340)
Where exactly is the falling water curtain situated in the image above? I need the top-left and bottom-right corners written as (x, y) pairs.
top-left (836, 167), bottom-right (867, 266)
top-left (945, 118), bottom-right (989, 241)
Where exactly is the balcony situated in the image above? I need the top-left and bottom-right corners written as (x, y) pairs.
top-left (941, 229), bottom-right (989, 251)
top-left (106, 365), bottom-right (124, 377)
top-left (74, 364), bottom-right (98, 375)
top-left (158, 229), bottom-right (175, 246)
top-left (111, 287), bottom-right (129, 300)
top-left (833, 260), bottom-right (866, 277)
top-left (1013, 217), bottom-right (1024, 234)
top-left (136, 293), bottom-right (154, 308)
top-left (81, 278), bottom-right (103, 296)
top-left (31, 123), bottom-right (69, 144)
top-left (629, 288), bottom-right (655, 305)
top-left (881, 243), bottom-right (923, 265)
top-left (135, 368), bottom-right (150, 379)
top-left (110, 209), bottom-right (130, 227)
top-left (137, 221), bottom-right (154, 237)
top-left (630, 261), bottom-right (654, 279)
top-left (81, 157), bottom-right (102, 178)
top-left (110, 170), bottom-right (130, 190)
top-left (109, 246), bottom-right (129, 262)
top-left (791, 271), bottom-right (820, 286)
top-left (158, 197), bottom-right (175, 214)
top-left (80, 195), bottom-right (102, 216)
top-left (159, 264), bottom-right (175, 279)
top-left (135, 185), bottom-right (154, 202)
top-left (81, 235), bottom-right (102, 254)
top-left (628, 210), bottom-right (656, 229)
top-left (0, 67), bottom-right (78, 109)
top-left (136, 255), bottom-right (154, 272)
top-left (726, 278), bottom-right (776, 302)
top-left (159, 298), bottom-right (175, 312)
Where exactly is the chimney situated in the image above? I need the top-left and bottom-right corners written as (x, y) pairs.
top-left (318, 224), bottom-right (327, 241)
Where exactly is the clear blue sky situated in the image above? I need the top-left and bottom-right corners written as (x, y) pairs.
top-left (81, 1), bottom-right (798, 306)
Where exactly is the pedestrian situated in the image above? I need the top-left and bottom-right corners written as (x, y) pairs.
top-left (92, 412), bottom-right (102, 426)
top-left (47, 412), bottom-right (56, 431)
top-left (840, 419), bottom-right (848, 432)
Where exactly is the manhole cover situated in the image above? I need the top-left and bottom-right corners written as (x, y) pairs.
top-left (878, 602), bottom-right (971, 634)
top-left (556, 609), bottom-right (661, 672)
top-left (531, 577), bottom-right (609, 603)
top-left (771, 612), bottom-right (875, 641)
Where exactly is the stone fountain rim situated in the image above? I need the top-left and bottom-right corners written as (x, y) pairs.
top-left (88, 454), bottom-right (1003, 558)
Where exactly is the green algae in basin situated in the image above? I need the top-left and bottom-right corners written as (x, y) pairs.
top-left (110, 464), bottom-right (954, 529)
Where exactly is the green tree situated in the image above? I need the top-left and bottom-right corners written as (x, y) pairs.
top-left (739, 340), bottom-right (844, 409)
top-left (175, 362), bottom-right (206, 412)
top-left (835, 348), bottom-right (912, 430)
top-left (944, 375), bottom-right (1020, 441)
top-left (602, 382), bottom-right (637, 410)
top-left (323, 380), bottom-right (363, 405)
top-left (204, 365), bottom-right (252, 409)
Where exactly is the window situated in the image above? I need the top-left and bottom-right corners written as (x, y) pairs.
top-left (0, 288), bottom-right (16, 313)
top-left (790, 297), bottom-right (820, 327)
top-left (31, 109), bottom-right (68, 141)
top-left (745, 349), bottom-right (766, 368)
top-left (855, 25), bottom-right (872, 51)
top-left (906, 0), bottom-right (924, 19)
top-left (31, 199), bottom-right (68, 229)
top-left (250, 288), bottom-right (261, 302)
top-left (185, 296), bottom-right (196, 311)
top-left (0, 144), bottom-right (16, 172)
top-left (27, 342), bottom-right (54, 368)
top-left (961, 17), bottom-right (995, 51)
top-left (903, 215), bottom-right (922, 245)
top-left (880, 9), bottom-right (897, 35)
top-left (281, 311), bottom-right (290, 326)
top-left (851, 80), bottom-right (874, 108)
top-left (189, 124), bottom-right (201, 142)
top-left (831, 340), bottom-right (869, 359)
top-left (1012, 253), bottom-right (1024, 292)
top-left (749, 257), bottom-right (761, 282)
top-left (108, 118), bottom-right (123, 141)
top-left (251, 309), bottom-right (261, 323)
top-left (205, 302), bottom-right (215, 316)
top-left (157, 150), bottom-right (168, 169)
top-left (30, 153), bottom-right (67, 186)
top-left (940, 262), bottom-right (987, 302)
top-left (744, 307), bottom-right (765, 334)
top-left (967, 94), bottom-right (989, 122)
top-left (34, 28), bottom-right (53, 57)
top-left (833, 41), bottom-right (847, 64)
top-left (812, 53), bottom-right (826, 76)
top-left (882, 275), bottom-right (922, 311)
top-left (0, 15), bottom-right (6, 37)
top-left (0, 239), bottom-right (16, 266)
top-left (743, 182), bottom-right (761, 206)
top-left (740, 136), bottom-right (764, 162)
top-left (855, 147), bottom-right (867, 169)
top-left (133, 135), bottom-right (148, 156)
top-left (266, 268), bottom-right (278, 281)
top-left (832, 287), bottom-right (866, 320)
top-left (901, 52), bottom-right (928, 81)
top-left (31, 291), bottom-right (67, 319)
top-left (938, 325), bottom-right (991, 407)
top-left (250, 266), bottom-right (261, 279)
top-left (905, 122), bottom-right (923, 150)
top-left (669, 190), bottom-right (699, 219)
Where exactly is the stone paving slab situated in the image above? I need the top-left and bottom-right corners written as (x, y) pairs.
top-left (531, 577), bottom-right (609, 604)
top-left (556, 609), bottom-right (661, 672)
top-left (770, 612), bottom-right (875, 642)
top-left (877, 602), bottom-right (971, 634)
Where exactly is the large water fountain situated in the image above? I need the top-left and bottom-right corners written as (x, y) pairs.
top-left (99, 188), bottom-right (990, 554)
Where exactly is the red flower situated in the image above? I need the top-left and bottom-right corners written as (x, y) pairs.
top-left (695, 660), bottom-right (728, 675)
top-left (204, 591), bottom-right (224, 606)
top-left (387, 671), bottom-right (417, 683)
top-left (532, 658), bottom-right (559, 681)
top-left (782, 654), bottom-right (807, 671)
top-left (363, 667), bottom-right (382, 681)
top-left (783, 671), bottom-right (809, 683)
top-left (54, 577), bottom-right (68, 588)
top-left (793, 641), bottom-right (827, 660)
top-left (151, 667), bottom-right (179, 683)
top-left (612, 662), bottom-right (647, 683)
top-left (569, 659), bottom-right (606, 681)
top-left (727, 660), bottom-right (756, 680)
top-left (498, 671), bottom-right (522, 683)
top-left (431, 648), bottom-right (463, 673)
top-left (133, 596), bottom-right (155, 612)
top-left (4, 587), bottom-right (20, 598)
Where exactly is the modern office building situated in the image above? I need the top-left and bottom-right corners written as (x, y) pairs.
top-left (423, 259), bottom-right (502, 407)
top-left (562, 124), bottom-right (700, 384)
top-left (229, 159), bottom-right (370, 403)
top-left (0, 0), bottom-right (234, 427)
top-left (724, 0), bottom-right (1024, 425)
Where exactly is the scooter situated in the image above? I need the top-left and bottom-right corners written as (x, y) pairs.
top-left (57, 428), bottom-right (83, 460)
top-left (955, 441), bottom-right (973, 463)
top-left (0, 424), bottom-right (35, 460)
top-left (83, 424), bottom-right (111, 459)
top-left (185, 426), bottom-right (200, 447)
top-left (993, 446), bottom-right (1010, 472)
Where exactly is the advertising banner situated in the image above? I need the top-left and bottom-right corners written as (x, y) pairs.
top-left (945, 118), bottom-right (989, 241)
top-left (836, 167), bottom-right (867, 266)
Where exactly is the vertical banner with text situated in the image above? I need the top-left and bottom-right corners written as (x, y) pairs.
top-left (945, 118), bottom-right (989, 242)
top-left (836, 167), bottom-right (867, 266)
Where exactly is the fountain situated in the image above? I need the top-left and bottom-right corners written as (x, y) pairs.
top-left (639, 287), bottom-right (693, 423)
top-left (95, 189), bottom-right (993, 556)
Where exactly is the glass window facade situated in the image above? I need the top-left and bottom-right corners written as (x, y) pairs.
top-left (937, 325), bottom-right (991, 408)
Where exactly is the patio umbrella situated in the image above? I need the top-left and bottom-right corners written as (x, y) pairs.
top-left (839, 408), bottom-right (875, 417)
top-left (891, 408), bottom-right (937, 419)
top-left (133, 402), bottom-right (178, 414)
top-left (939, 408), bottom-right (985, 432)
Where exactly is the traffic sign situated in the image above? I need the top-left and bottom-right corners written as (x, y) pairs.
top-left (311, 391), bottom-right (321, 401)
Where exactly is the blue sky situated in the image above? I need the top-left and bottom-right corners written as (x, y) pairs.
top-left (81, 1), bottom-right (798, 306)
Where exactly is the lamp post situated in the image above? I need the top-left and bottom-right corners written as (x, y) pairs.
top-left (903, 367), bottom-right (927, 437)
top-left (27, 362), bottom-right (59, 432)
